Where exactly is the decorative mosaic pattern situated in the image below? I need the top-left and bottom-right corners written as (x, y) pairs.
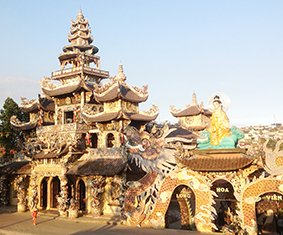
top-left (241, 178), bottom-right (283, 234)
top-left (145, 169), bottom-right (214, 232)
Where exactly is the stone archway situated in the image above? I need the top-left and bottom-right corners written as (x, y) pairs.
top-left (165, 185), bottom-right (195, 230)
top-left (146, 169), bottom-right (214, 233)
top-left (211, 179), bottom-right (236, 232)
top-left (256, 191), bottom-right (283, 234)
top-left (241, 178), bottom-right (283, 234)
top-left (77, 179), bottom-right (86, 211)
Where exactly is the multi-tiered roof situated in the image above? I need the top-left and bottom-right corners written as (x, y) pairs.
top-left (170, 93), bottom-right (211, 131)
top-left (10, 10), bottom-right (158, 164)
top-left (11, 10), bottom-right (157, 131)
top-left (81, 65), bottom-right (158, 124)
top-left (10, 96), bottom-right (55, 130)
top-left (41, 10), bottom-right (109, 98)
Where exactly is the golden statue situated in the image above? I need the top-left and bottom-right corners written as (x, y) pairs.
top-left (208, 95), bottom-right (231, 146)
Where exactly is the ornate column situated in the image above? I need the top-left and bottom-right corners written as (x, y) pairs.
top-left (0, 175), bottom-right (8, 206)
top-left (103, 176), bottom-right (124, 216)
top-left (57, 175), bottom-right (68, 217)
top-left (68, 183), bottom-right (79, 219)
top-left (28, 175), bottom-right (38, 211)
top-left (47, 177), bottom-right (52, 210)
top-left (89, 176), bottom-right (105, 216)
top-left (15, 175), bottom-right (28, 212)
top-left (81, 91), bottom-right (85, 106)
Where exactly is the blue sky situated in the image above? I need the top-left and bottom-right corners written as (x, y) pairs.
top-left (0, 1), bottom-right (283, 126)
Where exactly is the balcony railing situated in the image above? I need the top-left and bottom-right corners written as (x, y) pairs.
top-left (87, 147), bottom-right (123, 159)
top-left (36, 123), bottom-right (90, 134)
top-left (51, 66), bottom-right (109, 79)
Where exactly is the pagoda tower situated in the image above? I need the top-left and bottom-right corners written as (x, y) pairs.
top-left (55, 9), bottom-right (108, 83)
top-left (41, 10), bottom-right (109, 103)
top-left (10, 10), bottom-right (158, 216)
top-left (11, 10), bottom-right (158, 154)
top-left (170, 93), bottom-right (211, 131)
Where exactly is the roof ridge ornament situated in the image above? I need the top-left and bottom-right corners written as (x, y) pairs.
top-left (192, 92), bottom-right (197, 105)
top-left (76, 9), bottom-right (84, 21)
top-left (114, 64), bottom-right (126, 82)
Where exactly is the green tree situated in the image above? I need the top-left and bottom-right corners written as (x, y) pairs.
top-left (0, 97), bottom-right (28, 157)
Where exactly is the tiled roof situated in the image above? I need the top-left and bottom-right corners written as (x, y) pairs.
top-left (172, 105), bottom-right (202, 117)
top-left (178, 148), bottom-right (254, 171)
top-left (10, 116), bottom-right (38, 131)
top-left (82, 111), bottom-right (120, 123)
top-left (67, 158), bottom-right (126, 176)
top-left (171, 105), bottom-right (212, 118)
top-left (166, 128), bottom-right (196, 139)
top-left (39, 97), bottom-right (55, 112)
top-left (41, 78), bottom-right (82, 97)
top-left (165, 128), bottom-right (197, 144)
top-left (0, 161), bottom-right (31, 175)
top-left (20, 99), bottom-right (39, 113)
top-left (82, 110), bottom-right (157, 123)
top-left (128, 112), bottom-right (158, 122)
top-left (93, 82), bottom-right (148, 103)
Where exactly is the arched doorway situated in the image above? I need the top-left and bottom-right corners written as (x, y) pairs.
top-left (241, 179), bottom-right (283, 234)
top-left (78, 180), bottom-right (86, 211)
top-left (40, 177), bottom-right (48, 209)
top-left (256, 192), bottom-right (283, 234)
top-left (165, 185), bottom-right (195, 230)
top-left (50, 177), bottom-right (60, 209)
top-left (211, 179), bottom-right (236, 232)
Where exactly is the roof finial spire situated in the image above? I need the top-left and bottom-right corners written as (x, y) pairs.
top-left (77, 9), bottom-right (84, 20)
top-left (118, 64), bottom-right (123, 73)
top-left (116, 64), bottom-right (126, 81)
top-left (192, 92), bottom-right (197, 105)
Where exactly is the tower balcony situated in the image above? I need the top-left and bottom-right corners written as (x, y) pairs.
top-left (36, 123), bottom-right (90, 136)
top-left (51, 65), bottom-right (109, 80)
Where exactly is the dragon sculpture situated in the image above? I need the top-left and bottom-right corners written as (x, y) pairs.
top-left (122, 123), bottom-right (197, 226)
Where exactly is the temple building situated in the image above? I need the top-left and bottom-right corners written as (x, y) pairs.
top-left (1, 10), bottom-right (283, 235)
top-left (7, 10), bottom-right (157, 218)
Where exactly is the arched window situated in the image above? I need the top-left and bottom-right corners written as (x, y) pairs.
top-left (106, 133), bottom-right (115, 148)
top-left (91, 133), bottom-right (98, 148)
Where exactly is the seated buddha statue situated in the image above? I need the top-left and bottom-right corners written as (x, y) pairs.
top-left (197, 95), bottom-right (244, 149)
top-left (208, 95), bottom-right (231, 146)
